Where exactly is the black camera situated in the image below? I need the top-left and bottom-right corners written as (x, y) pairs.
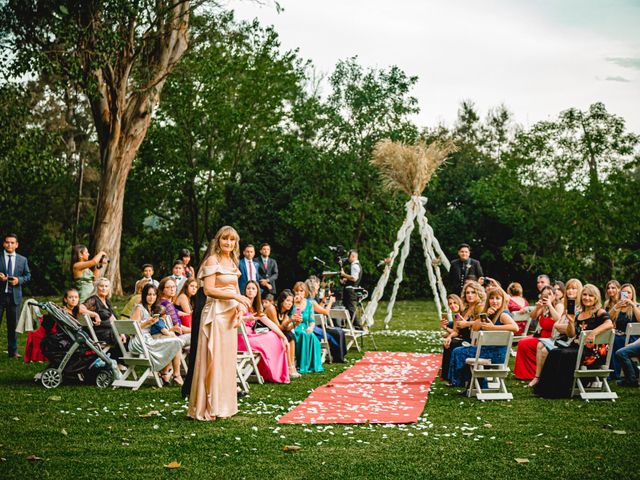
top-left (328, 245), bottom-right (347, 266)
top-left (97, 255), bottom-right (110, 269)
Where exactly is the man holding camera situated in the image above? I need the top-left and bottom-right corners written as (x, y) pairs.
top-left (340, 249), bottom-right (362, 328)
top-left (0, 233), bottom-right (31, 359)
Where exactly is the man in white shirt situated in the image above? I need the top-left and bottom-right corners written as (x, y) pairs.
top-left (340, 250), bottom-right (362, 328)
top-left (0, 233), bottom-right (31, 358)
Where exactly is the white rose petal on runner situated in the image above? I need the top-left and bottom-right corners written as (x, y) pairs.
top-left (363, 139), bottom-right (457, 329)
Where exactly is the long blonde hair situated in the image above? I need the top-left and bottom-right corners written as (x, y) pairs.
top-left (610, 283), bottom-right (637, 324)
top-left (604, 279), bottom-right (621, 311)
top-left (462, 281), bottom-right (486, 317)
top-left (579, 283), bottom-right (603, 313)
top-left (199, 226), bottom-right (240, 277)
top-left (564, 278), bottom-right (583, 311)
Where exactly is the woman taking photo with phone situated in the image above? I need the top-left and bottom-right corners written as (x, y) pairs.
top-left (71, 245), bottom-right (108, 303)
top-left (608, 283), bottom-right (640, 379)
top-left (291, 281), bottom-right (324, 374)
top-left (448, 287), bottom-right (518, 390)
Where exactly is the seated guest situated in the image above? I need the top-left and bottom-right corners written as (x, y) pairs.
top-left (179, 249), bottom-right (196, 279)
top-left (83, 277), bottom-right (121, 347)
top-left (135, 263), bottom-right (159, 291)
top-left (175, 277), bottom-right (198, 328)
top-left (608, 283), bottom-right (640, 379)
top-left (441, 282), bottom-right (485, 382)
top-left (157, 276), bottom-right (191, 346)
top-left (238, 280), bottom-right (290, 383)
top-left (616, 337), bottom-right (640, 387)
top-left (448, 287), bottom-right (518, 389)
top-left (514, 285), bottom-right (563, 381)
top-left (121, 278), bottom-right (150, 319)
top-left (131, 284), bottom-right (183, 385)
top-left (169, 260), bottom-right (187, 293)
top-left (305, 278), bottom-right (347, 363)
top-left (26, 288), bottom-right (98, 363)
top-left (267, 290), bottom-right (299, 378)
top-left (71, 245), bottom-right (108, 303)
top-left (506, 282), bottom-right (529, 335)
top-left (604, 280), bottom-right (621, 312)
top-left (440, 293), bottom-right (463, 333)
top-left (553, 281), bottom-right (565, 304)
top-left (292, 281), bottom-right (324, 374)
top-left (527, 279), bottom-right (582, 386)
top-left (534, 284), bottom-right (613, 398)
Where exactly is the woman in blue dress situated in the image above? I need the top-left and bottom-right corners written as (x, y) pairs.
top-left (291, 282), bottom-right (324, 374)
top-left (448, 287), bottom-right (518, 389)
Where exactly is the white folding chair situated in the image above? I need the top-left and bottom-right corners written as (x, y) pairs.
top-left (236, 322), bottom-right (263, 394)
top-left (81, 314), bottom-right (112, 354)
top-left (571, 329), bottom-right (618, 401)
top-left (330, 308), bottom-right (364, 352)
top-left (313, 313), bottom-right (332, 364)
top-left (511, 308), bottom-right (534, 344)
top-left (466, 331), bottom-right (514, 401)
top-left (110, 320), bottom-right (163, 390)
top-left (624, 322), bottom-right (640, 346)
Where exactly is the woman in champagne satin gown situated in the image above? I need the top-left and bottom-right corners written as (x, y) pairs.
top-left (188, 226), bottom-right (252, 421)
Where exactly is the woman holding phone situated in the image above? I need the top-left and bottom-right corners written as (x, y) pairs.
top-left (291, 282), bottom-right (324, 374)
top-left (608, 283), bottom-right (640, 379)
top-left (448, 287), bottom-right (518, 389)
top-left (130, 283), bottom-right (183, 384)
top-left (269, 289), bottom-right (299, 378)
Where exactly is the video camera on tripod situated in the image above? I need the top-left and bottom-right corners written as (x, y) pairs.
top-left (328, 245), bottom-right (349, 268)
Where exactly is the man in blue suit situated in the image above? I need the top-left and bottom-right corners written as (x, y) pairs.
top-left (0, 233), bottom-right (31, 358)
top-left (238, 244), bottom-right (260, 295)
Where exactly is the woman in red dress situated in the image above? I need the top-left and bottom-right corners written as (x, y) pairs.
top-left (514, 285), bottom-right (563, 380)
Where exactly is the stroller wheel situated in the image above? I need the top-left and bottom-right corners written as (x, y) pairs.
top-left (95, 369), bottom-right (114, 389)
top-left (41, 368), bottom-right (62, 389)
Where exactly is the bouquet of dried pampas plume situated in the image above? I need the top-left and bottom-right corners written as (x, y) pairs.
top-left (370, 138), bottom-right (457, 196)
top-left (363, 138), bottom-right (457, 329)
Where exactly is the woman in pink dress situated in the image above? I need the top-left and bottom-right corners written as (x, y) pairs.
top-left (187, 226), bottom-right (252, 421)
top-left (238, 281), bottom-right (290, 384)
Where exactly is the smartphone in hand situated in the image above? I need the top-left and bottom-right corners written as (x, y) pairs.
top-left (567, 299), bottom-right (575, 315)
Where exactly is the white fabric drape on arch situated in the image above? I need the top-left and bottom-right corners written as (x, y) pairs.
top-left (362, 196), bottom-right (451, 329)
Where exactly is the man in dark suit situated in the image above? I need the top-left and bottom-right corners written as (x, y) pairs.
top-left (0, 233), bottom-right (31, 358)
top-left (238, 244), bottom-right (260, 295)
top-left (447, 243), bottom-right (483, 295)
top-left (258, 243), bottom-right (278, 295)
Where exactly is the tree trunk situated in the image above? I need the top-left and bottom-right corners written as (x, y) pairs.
top-left (92, 116), bottom-right (151, 293)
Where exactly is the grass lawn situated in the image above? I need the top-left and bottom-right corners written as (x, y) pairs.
top-left (1, 299), bottom-right (639, 479)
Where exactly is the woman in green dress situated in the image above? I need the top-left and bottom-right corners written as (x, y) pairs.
top-left (71, 245), bottom-right (108, 303)
top-left (291, 281), bottom-right (324, 374)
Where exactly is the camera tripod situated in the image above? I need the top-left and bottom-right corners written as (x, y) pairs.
top-left (354, 296), bottom-right (378, 351)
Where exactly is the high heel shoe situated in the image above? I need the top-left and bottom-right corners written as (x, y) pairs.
top-left (172, 375), bottom-right (184, 386)
top-left (161, 373), bottom-right (172, 386)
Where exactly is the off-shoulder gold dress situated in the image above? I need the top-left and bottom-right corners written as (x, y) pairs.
top-left (187, 263), bottom-right (241, 420)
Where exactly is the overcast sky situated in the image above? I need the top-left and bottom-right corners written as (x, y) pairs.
top-left (232, 0), bottom-right (640, 132)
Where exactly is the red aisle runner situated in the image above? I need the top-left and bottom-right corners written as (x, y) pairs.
top-left (278, 351), bottom-right (442, 424)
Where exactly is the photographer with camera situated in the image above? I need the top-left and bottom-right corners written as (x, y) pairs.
top-left (340, 249), bottom-right (362, 328)
top-left (71, 244), bottom-right (109, 303)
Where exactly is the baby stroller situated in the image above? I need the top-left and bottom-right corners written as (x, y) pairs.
top-left (29, 301), bottom-right (120, 389)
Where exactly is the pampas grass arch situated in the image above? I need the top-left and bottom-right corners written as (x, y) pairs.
top-left (363, 138), bottom-right (457, 329)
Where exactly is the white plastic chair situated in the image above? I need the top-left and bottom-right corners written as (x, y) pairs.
top-left (313, 313), bottom-right (332, 363)
top-left (466, 330), bottom-right (514, 401)
top-left (571, 329), bottom-right (617, 401)
top-left (330, 308), bottom-right (363, 352)
top-left (110, 320), bottom-right (163, 390)
top-left (236, 321), bottom-right (263, 394)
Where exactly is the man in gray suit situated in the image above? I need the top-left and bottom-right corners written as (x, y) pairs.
top-left (0, 233), bottom-right (31, 358)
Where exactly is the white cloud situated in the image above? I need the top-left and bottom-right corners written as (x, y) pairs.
top-left (232, 0), bottom-right (640, 131)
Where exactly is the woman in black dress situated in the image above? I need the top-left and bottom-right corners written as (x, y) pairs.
top-left (534, 283), bottom-right (613, 398)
